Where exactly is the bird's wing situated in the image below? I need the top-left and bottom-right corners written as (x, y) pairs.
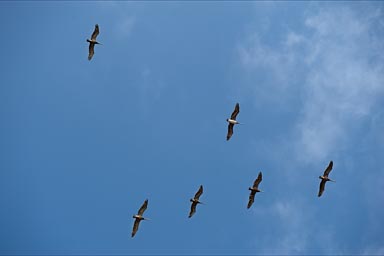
top-left (253, 172), bottom-right (263, 188)
top-left (91, 24), bottom-right (99, 40)
top-left (318, 179), bottom-right (326, 197)
top-left (189, 202), bottom-right (197, 218)
top-left (230, 103), bottom-right (240, 120)
top-left (323, 161), bottom-right (333, 177)
top-left (131, 218), bottom-right (141, 237)
top-left (247, 191), bottom-right (256, 209)
top-left (88, 43), bottom-right (95, 61)
top-left (194, 185), bottom-right (203, 200)
top-left (226, 123), bottom-right (234, 141)
top-left (138, 199), bottom-right (148, 215)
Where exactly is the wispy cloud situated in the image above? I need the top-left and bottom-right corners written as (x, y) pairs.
top-left (239, 4), bottom-right (384, 254)
top-left (271, 201), bottom-right (308, 254)
top-left (296, 7), bottom-right (384, 163)
top-left (139, 67), bottom-right (166, 102)
top-left (96, 2), bottom-right (137, 39)
top-left (115, 16), bottom-right (136, 39)
top-left (249, 199), bottom-right (315, 254)
top-left (239, 5), bottom-right (384, 164)
top-left (363, 246), bottom-right (384, 256)
top-left (238, 34), bottom-right (302, 106)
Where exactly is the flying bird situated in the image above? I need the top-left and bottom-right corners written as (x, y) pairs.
top-left (318, 161), bottom-right (335, 197)
top-left (131, 199), bottom-right (150, 238)
top-left (189, 185), bottom-right (204, 218)
top-left (226, 103), bottom-right (241, 141)
top-left (247, 172), bottom-right (263, 209)
top-left (87, 24), bottom-right (102, 61)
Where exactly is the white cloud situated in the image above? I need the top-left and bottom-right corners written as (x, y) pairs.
top-left (239, 5), bottom-right (384, 254)
top-left (238, 35), bottom-right (302, 107)
top-left (297, 8), bottom-right (384, 163)
top-left (272, 201), bottom-right (308, 253)
top-left (115, 16), bottom-right (136, 39)
top-left (96, 2), bottom-right (137, 39)
top-left (285, 31), bottom-right (305, 47)
top-left (363, 246), bottom-right (384, 256)
top-left (239, 6), bottom-right (384, 164)
top-left (249, 200), bottom-right (313, 254)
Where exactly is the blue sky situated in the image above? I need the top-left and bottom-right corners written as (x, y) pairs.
top-left (0, 1), bottom-right (384, 255)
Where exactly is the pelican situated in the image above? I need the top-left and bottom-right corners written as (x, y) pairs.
top-left (318, 161), bottom-right (335, 197)
top-left (247, 172), bottom-right (262, 209)
top-left (226, 103), bottom-right (241, 141)
top-left (189, 185), bottom-right (204, 218)
top-left (131, 199), bottom-right (150, 238)
top-left (87, 24), bottom-right (102, 61)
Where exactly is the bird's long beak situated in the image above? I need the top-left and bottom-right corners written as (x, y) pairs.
top-left (330, 179), bottom-right (336, 182)
top-left (199, 202), bottom-right (205, 205)
top-left (144, 218), bottom-right (151, 221)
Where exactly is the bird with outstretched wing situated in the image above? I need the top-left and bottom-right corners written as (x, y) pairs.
top-left (226, 103), bottom-right (240, 141)
top-left (247, 172), bottom-right (262, 209)
top-left (189, 185), bottom-right (203, 218)
top-left (131, 199), bottom-right (148, 238)
top-left (87, 24), bottom-right (100, 61)
top-left (318, 161), bottom-right (334, 197)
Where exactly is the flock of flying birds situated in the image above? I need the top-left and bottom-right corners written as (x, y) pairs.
top-left (86, 24), bottom-right (337, 238)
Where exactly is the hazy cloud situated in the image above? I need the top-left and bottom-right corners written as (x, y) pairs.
top-left (239, 4), bottom-right (384, 254)
top-left (363, 246), bottom-right (384, 256)
top-left (249, 199), bottom-right (314, 254)
top-left (239, 6), bottom-right (384, 164)
top-left (115, 16), bottom-right (136, 39)
top-left (96, 2), bottom-right (137, 39)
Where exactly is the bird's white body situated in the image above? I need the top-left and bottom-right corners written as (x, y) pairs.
top-left (227, 119), bottom-right (239, 125)
top-left (249, 187), bottom-right (261, 193)
top-left (87, 39), bottom-right (100, 44)
top-left (319, 176), bottom-right (334, 182)
top-left (190, 198), bottom-right (201, 204)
